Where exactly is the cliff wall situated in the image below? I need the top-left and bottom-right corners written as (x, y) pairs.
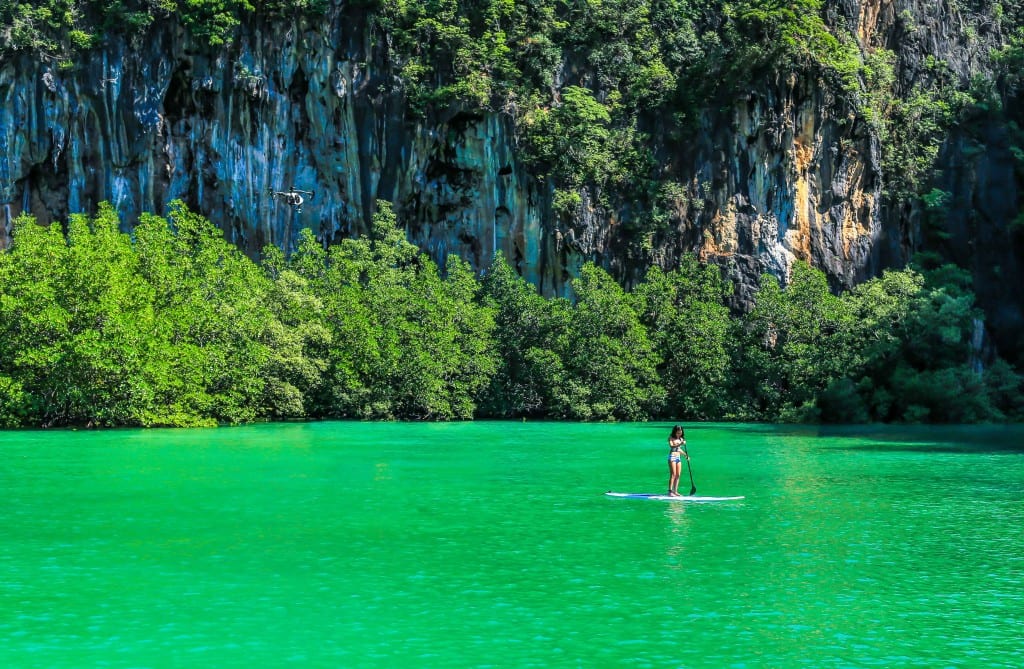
top-left (1, 1), bottom-right (1020, 353)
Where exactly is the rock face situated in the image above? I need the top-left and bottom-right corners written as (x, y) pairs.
top-left (681, 72), bottom-right (884, 308)
top-left (0, 2), bottom-right (1020, 349)
top-left (0, 9), bottom-right (567, 291)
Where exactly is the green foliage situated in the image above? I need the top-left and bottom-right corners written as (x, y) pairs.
top-left (882, 79), bottom-right (971, 202)
top-left (0, 202), bottom-right (276, 426)
top-left (4, 2), bottom-right (1024, 426)
top-left (2, 204), bottom-right (1021, 426)
top-left (860, 48), bottom-right (897, 131)
top-left (0, 201), bottom-right (500, 426)
top-left (0, 0), bottom-right (328, 58)
top-left (136, 202), bottom-right (279, 425)
top-left (179, 0), bottom-right (253, 46)
top-left (726, 0), bottom-right (860, 91)
top-left (0, 0), bottom-right (90, 58)
top-left (983, 358), bottom-right (1024, 421)
top-left (0, 206), bottom-right (149, 426)
top-left (478, 253), bottom-right (572, 417)
top-left (922, 188), bottom-right (952, 210)
top-left (561, 0), bottom-right (678, 105)
top-left (862, 50), bottom-right (982, 205)
top-left (481, 256), bottom-right (666, 420)
top-left (731, 262), bottom-right (1024, 424)
top-left (0, 375), bottom-right (27, 428)
top-left (520, 86), bottom-right (612, 186)
top-left (289, 201), bottom-right (499, 420)
top-left (631, 257), bottom-right (734, 419)
top-left (259, 241), bottom-right (331, 419)
top-left (991, 26), bottom-right (1024, 94)
top-left (736, 261), bottom-right (855, 421)
top-left (379, 0), bottom-right (525, 113)
top-left (559, 263), bottom-right (665, 420)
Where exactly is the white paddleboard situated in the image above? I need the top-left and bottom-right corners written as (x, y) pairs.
top-left (604, 492), bottom-right (745, 502)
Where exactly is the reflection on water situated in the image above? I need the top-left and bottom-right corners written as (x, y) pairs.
top-left (1, 422), bottom-right (1021, 668)
top-left (663, 503), bottom-right (690, 570)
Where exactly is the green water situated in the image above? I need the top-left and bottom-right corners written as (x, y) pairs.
top-left (1, 422), bottom-right (1021, 668)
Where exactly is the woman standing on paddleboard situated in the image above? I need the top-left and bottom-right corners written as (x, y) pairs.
top-left (667, 425), bottom-right (688, 496)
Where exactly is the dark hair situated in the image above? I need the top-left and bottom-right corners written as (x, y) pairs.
top-left (671, 425), bottom-right (684, 437)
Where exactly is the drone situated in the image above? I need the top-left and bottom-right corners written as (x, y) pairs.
top-left (269, 186), bottom-right (315, 213)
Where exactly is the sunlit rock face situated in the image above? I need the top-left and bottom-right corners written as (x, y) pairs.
top-left (675, 72), bottom-right (884, 308)
top-left (0, 0), bottom-right (1019, 344)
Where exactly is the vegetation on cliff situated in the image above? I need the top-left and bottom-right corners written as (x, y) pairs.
top-left (0, 204), bottom-right (1020, 427)
top-left (5, 1), bottom-right (1018, 219)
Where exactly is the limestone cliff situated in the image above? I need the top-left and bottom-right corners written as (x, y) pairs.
top-left (1, 1), bottom-right (1021, 355)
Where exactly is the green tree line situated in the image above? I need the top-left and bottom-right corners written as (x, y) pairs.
top-left (0, 202), bottom-right (1020, 428)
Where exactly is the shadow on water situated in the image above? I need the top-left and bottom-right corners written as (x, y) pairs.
top-left (637, 422), bottom-right (792, 432)
top-left (643, 423), bottom-right (826, 436)
top-left (816, 424), bottom-right (1024, 454)
top-left (641, 422), bottom-right (1024, 454)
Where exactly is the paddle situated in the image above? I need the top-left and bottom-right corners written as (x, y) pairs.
top-left (681, 441), bottom-right (696, 495)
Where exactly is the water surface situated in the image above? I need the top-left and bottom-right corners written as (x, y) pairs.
top-left (2, 422), bottom-right (1021, 667)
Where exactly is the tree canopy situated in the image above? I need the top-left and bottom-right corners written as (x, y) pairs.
top-left (1, 204), bottom-right (1019, 427)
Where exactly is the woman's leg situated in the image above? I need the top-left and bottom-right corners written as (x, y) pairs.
top-left (669, 462), bottom-right (681, 495)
